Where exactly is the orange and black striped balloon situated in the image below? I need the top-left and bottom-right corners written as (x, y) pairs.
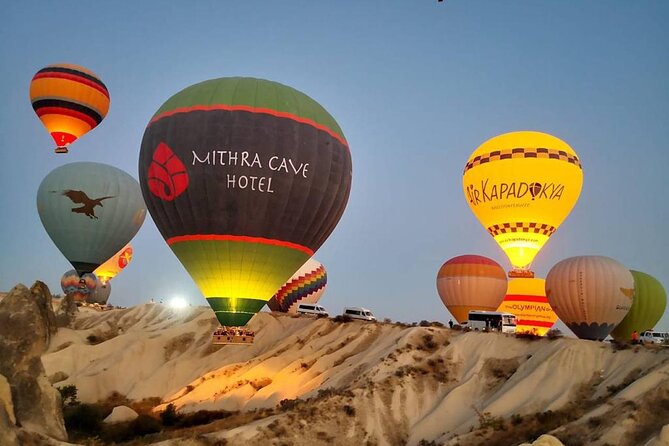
top-left (29, 63), bottom-right (110, 153)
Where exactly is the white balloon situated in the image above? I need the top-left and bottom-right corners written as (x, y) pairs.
top-left (546, 256), bottom-right (634, 340)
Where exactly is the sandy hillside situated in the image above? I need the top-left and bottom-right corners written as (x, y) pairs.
top-left (42, 304), bottom-right (669, 446)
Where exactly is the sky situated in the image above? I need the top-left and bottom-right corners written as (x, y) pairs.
top-left (1, 1), bottom-right (668, 331)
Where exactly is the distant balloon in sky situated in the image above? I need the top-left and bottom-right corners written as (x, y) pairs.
top-left (94, 243), bottom-right (133, 287)
top-left (463, 131), bottom-right (583, 277)
top-left (29, 63), bottom-right (110, 154)
top-left (546, 256), bottom-right (634, 340)
top-left (138, 77), bottom-right (352, 328)
top-left (611, 270), bottom-right (667, 342)
top-left (60, 269), bottom-right (97, 303)
top-left (497, 277), bottom-right (557, 336)
top-left (88, 279), bottom-right (112, 305)
top-left (267, 258), bottom-right (327, 313)
top-left (37, 162), bottom-right (146, 276)
top-left (436, 255), bottom-right (507, 324)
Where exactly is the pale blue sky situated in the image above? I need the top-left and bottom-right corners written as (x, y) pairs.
top-left (1, 1), bottom-right (668, 330)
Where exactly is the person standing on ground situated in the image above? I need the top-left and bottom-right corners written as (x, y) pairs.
top-left (448, 319), bottom-right (454, 329)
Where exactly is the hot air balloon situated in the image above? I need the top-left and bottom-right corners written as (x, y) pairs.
top-left (94, 243), bottom-right (133, 287)
top-left (497, 278), bottom-right (557, 336)
top-left (37, 162), bottom-right (146, 276)
top-left (88, 280), bottom-right (112, 305)
top-left (546, 256), bottom-right (634, 340)
top-left (611, 270), bottom-right (667, 342)
top-left (463, 131), bottom-right (583, 277)
top-left (436, 255), bottom-right (508, 324)
top-left (138, 77), bottom-right (352, 337)
top-left (60, 269), bottom-right (97, 303)
top-left (29, 63), bottom-right (110, 153)
top-left (267, 258), bottom-right (327, 313)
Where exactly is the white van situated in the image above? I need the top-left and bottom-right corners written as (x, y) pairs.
top-left (343, 307), bottom-right (376, 321)
top-left (296, 303), bottom-right (328, 317)
top-left (640, 330), bottom-right (669, 345)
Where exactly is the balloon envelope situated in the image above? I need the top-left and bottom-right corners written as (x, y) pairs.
top-left (497, 278), bottom-right (557, 336)
top-left (138, 77), bottom-right (352, 327)
top-left (37, 162), bottom-right (146, 275)
top-left (94, 243), bottom-right (133, 286)
top-left (267, 258), bottom-right (327, 313)
top-left (463, 131), bottom-right (583, 273)
top-left (29, 63), bottom-right (110, 152)
top-left (60, 270), bottom-right (97, 303)
top-left (546, 256), bottom-right (634, 340)
top-left (88, 280), bottom-right (112, 305)
top-left (436, 255), bottom-right (507, 323)
top-left (611, 270), bottom-right (667, 342)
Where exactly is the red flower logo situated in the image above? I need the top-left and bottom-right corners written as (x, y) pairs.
top-left (148, 143), bottom-right (189, 201)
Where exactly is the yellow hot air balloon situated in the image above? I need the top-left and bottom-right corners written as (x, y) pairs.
top-left (497, 278), bottom-right (557, 336)
top-left (93, 243), bottom-right (133, 287)
top-left (463, 131), bottom-right (583, 277)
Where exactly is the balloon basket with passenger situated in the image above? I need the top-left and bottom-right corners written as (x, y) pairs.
top-left (212, 326), bottom-right (255, 345)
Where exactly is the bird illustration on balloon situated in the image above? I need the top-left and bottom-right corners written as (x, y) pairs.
top-left (51, 190), bottom-right (116, 219)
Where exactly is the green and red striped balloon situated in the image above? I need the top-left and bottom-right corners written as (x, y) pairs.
top-left (138, 77), bottom-right (352, 327)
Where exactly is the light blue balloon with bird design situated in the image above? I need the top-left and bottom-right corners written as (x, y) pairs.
top-left (37, 162), bottom-right (146, 275)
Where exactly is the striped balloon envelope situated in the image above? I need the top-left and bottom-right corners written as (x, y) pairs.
top-left (497, 278), bottom-right (557, 336)
top-left (29, 63), bottom-right (110, 153)
top-left (267, 258), bottom-right (327, 313)
top-left (88, 280), bottom-right (112, 305)
top-left (138, 77), bottom-right (352, 328)
top-left (436, 255), bottom-right (508, 324)
top-left (546, 256), bottom-right (634, 340)
top-left (60, 270), bottom-right (97, 303)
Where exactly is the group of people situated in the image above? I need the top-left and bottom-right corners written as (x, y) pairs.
top-left (213, 327), bottom-right (255, 339)
top-left (446, 318), bottom-right (501, 331)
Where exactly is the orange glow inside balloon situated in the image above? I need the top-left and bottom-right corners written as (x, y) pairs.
top-left (463, 131), bottom-right (583, 272)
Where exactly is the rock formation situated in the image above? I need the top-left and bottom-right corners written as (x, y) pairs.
top-left (519, 435), bottom-right (566, 446)
top-left (103, 405), bottom-right (139, 424)
top-left (0, 282), bottom-right (67, 441)
top-left (40, 305), bottom-right (669, 445)
top-left (0, 373), bottom-right (19, 446)
top-left (54, 292), bottom-right (78, 328)
top-left (647, 424), bottom-right (669, 446)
